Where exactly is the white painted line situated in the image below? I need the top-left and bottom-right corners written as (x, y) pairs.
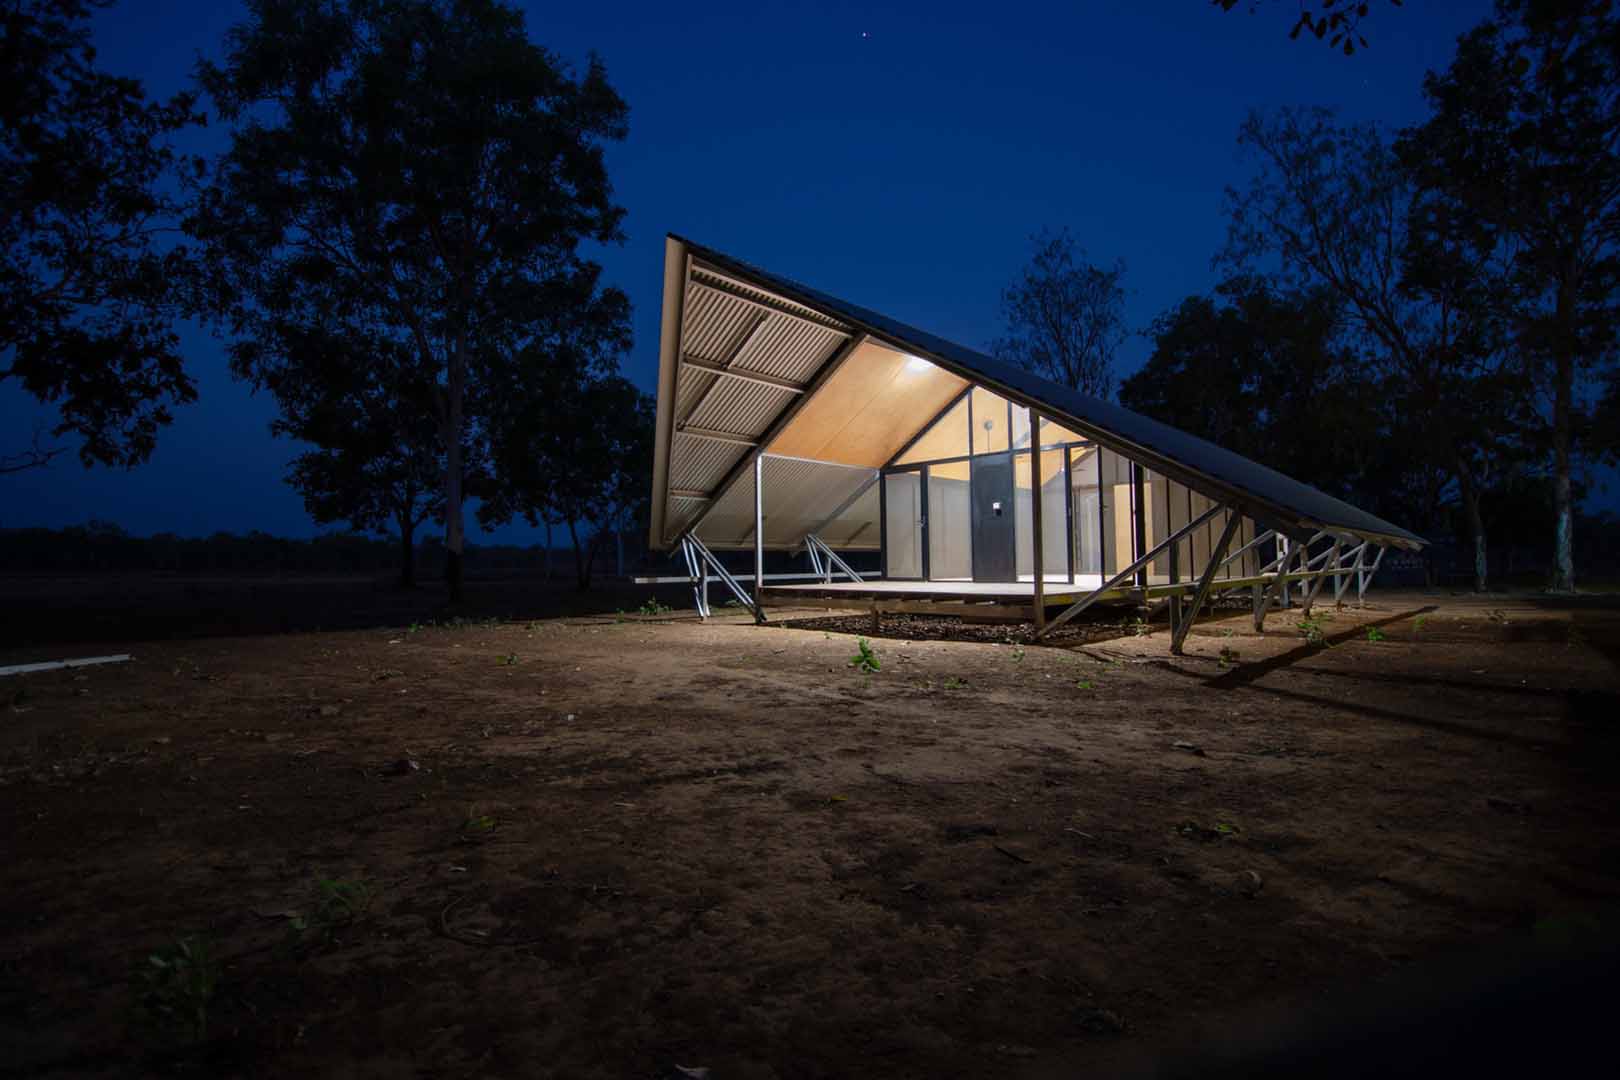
top-left (0, 654), bottom-right (134, 677)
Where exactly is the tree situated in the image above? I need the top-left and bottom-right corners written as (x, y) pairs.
top-left (1212, 0), bottom-right (1402, 55)
top-left (480, 368), bottom-right (653, 591)
top-left (1123, 277), bottom-right (1390, 505)
top-left (1402, 0), bottom-right (1620, 593)
top-left (1223, 106), bottom-right (1522, 590)
top-left (994, 229), bottom-right (1126, 399)
top-left (254, 333), bottom-right (446, 588)
top-left (0, 0), bottom-right (201, 473)
top-left (190, 0), bottom-right (632, 603)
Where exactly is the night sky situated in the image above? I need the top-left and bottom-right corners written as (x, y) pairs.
top-left (1, 0), bottom-right (1510, 544)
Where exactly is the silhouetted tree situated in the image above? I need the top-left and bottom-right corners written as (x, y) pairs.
top-left (480, 368), bottom-right (653, 591)
top-left (251, 334), bottom-right (447, 588)
top-left (1401, 0), bottom-right (1620, 593)
top-left (189, 0), bottom-right (632, 603)
top-left (1124, 278), bottom-right (1390, 503)
top-left (1224, 106), bottom-right (1521, 590)
top-left (1212, 0), bottom-right (1402, 54)
top-left (0, 0), bottom-right (201, 473)
top-left (994, 229), bottom-right (1125, 399)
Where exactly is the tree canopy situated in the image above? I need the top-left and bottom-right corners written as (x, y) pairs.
top-left (189, 0), bottom-right (633, 601)
top-left (0, 0), bottom-right (202, 473)
top-left (994, 230), bottom-right (1126, 400)
top-left (1397, 0), bottom-right (1620, 592)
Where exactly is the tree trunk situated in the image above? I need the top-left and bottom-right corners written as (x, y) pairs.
top-left (568, 519), bottom-right (588, 591)
top-left (1551, 348), bottom-right (1575, 593)
top-left (397, 516), bottom-right (417, 589)
top-left (443, 340), bottom-right (468, 605)
top-left (1457, 460), bottom-right (1487, 593)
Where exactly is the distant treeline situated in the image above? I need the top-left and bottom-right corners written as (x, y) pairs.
top-left (0, 522), bottom-right (573, 576)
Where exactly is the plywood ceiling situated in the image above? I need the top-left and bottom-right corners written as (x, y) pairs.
top-left (768, 341), bottom-right (968, 467)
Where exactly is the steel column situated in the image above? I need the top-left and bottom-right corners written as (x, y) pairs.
top-left (1172, 509), bottom-right (1243, 655)
top-left (1038, 503), bottom-right (1225, 639)
top-left (1029, 407), bottom-right (1045, 632)
top-left (753, 455), bottom-right (765, 612)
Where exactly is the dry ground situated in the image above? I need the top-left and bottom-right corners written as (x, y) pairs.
top-left (2, 589), bottom-right (1619, 1077)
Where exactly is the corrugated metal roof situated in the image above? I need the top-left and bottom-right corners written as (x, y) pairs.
top-left (684, 379), bottom-right (798, 435)
top-left (668, 435), bottom-right (749, 493)
top-left (671, 235), bottom-right (1425, 549)
top-left (732, 318), bottom-right (848, 383)
top-left (696, 455), bottom-right (878, 550)
top-left (651, 244), bottom-right (856, 547)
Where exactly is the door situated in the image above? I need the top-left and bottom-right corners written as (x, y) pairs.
top-left (883, 469), bottom-right (925, 580)
top-left (970, 452), bottom-right (1016, 582)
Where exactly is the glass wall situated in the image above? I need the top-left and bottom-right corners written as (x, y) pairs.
top-left (883, 471), bottom-right (923, 579)
top-left (1070, 447), bottom-right (1101, 577)
top-left (926, 459), bottom-right (972, 580)
top-left (1015, 449), bottom-right (1069, 580)
top-left (880, 381), bottom-right (1264, 588)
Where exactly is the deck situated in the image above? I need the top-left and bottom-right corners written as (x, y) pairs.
top-left (762, 570), bottom-right (1346, 623)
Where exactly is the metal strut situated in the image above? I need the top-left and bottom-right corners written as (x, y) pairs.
top-left (1037, 502), bottom-right (1226, 640)
top-left (679, 534), bottom-right (766, 623)
top-left (804, 534), bottom-right (864, 584)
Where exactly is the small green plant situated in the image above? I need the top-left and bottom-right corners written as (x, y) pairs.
top-left (1212, 822), bottom-right (1239, 836)
top-left (406, 621), bottom-right (423, 635)
top-left (291, 876), bottom-right (373, 944)
top-left (943, 676), bottom-right (968, 690)
top-left (849, 637), bottom-right (881, 674)
top-left (638, 597), bottom-right (673, 616)
top-left (1412, 614), bottom-right (1428, 634)
top-left (501, 652), bottom-right (518, 666)
top-left (133, 936), bottom-right (219, 1042)
top-left (1075, 679), bottom-right (1096, 690)
top-left (1009, 644), bottom-right (1026, 663)
top-left (463, 812), bottom-right (497, 833)
top-left (1218, 645), bottom-right (1240, 668)
top-left (1129, 616), bottom-right (1151, 637)
top-left (614, 609), bottom-right (626, 623)
top-left (1298, 617), bottom-right (1326, 646)
top-left (1365, 626), bottom-right (1387, 643)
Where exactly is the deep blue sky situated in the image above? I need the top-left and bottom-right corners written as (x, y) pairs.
top-left (3, 0), bottom-right (1522, 543)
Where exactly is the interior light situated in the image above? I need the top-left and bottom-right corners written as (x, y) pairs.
top-left (905, 355), bottom-right (932, 374)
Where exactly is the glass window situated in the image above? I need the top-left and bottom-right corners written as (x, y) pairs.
top-left (971, 387), bottom-right (1010, 455)
top-left (1040, 417), bottom-right (1086, 446)
top-left (1071, 447), bottom-right (1101, 577)
top-left (894, 395), bottom-right (969, 465)
top-left (1011, 406), bottom-right (1032, 450)
top-left (1015, 450), bottom-right (1069, 581)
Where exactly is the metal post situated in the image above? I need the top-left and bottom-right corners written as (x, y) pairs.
top-left (1359, 545), bottom-right (1386, 607)
top-left (1167, 534), bottom-right (1181, 640)
top-left (1335, 543), bottom-right (1367, 606)
top-left (1029, 408), bottom-right (1045, 632)
top-left (1172, 510), bottom-right (1243, 655)
top-left (1280, 537), bottom-right (1292, 609)
top-left (1132, 463), bottom-right (1148, 589)
top-left (1039, 503), bottom-right (1224, 640)
top-left (753, 455), bottom-right (765, 612)
top-left (1302, 540), bottom-right (1339, 615)
top-left (1255, 539), bottom-right (1307, 633)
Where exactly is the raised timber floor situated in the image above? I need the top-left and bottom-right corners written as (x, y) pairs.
top-left (761, 569), bottom-right (1346, 623)
top-left (761, 576), bottom-right (1105, 622)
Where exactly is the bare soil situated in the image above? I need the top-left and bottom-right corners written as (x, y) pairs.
top-left (2, 588), bottom-right (1619, 1077)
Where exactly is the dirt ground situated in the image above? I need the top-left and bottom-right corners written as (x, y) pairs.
top-left (3, 587), bottom-right (1619, 1077)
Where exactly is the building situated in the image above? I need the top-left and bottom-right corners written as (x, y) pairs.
top-left (648, 236), bottom-right (1423, 651)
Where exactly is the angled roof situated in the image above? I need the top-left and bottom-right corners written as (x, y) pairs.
top-left (651, 235), bottom-right (1425, 552)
